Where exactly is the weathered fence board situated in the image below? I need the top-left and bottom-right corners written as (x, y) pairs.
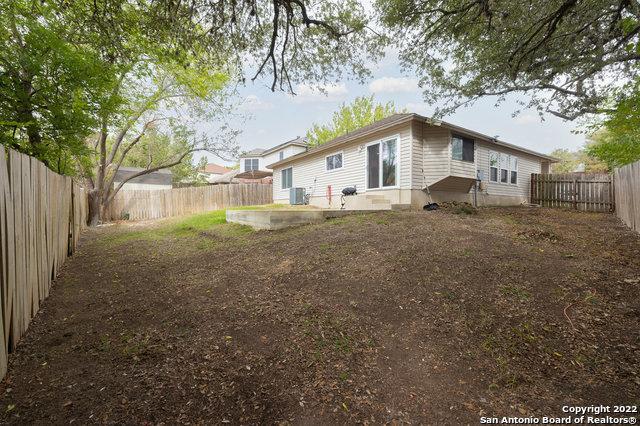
top-left (614, 160), bottom-right (640, 233)
top-left (103, 184), bottom-right (273, 221)
top-left (530, 173), bottom-right (614, 212)
top-left (0, 146), bottom-right (87, 379)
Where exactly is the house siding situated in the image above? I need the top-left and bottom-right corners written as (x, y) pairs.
top-left (475, 141), bottom-right (541, 198)
top-left (272, 123), bottom-right (412, 202)
top-left (421, 125), bottom-right (450, 186)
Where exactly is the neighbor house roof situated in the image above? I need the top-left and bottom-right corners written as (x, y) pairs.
top-left (113, 166), bottom-right (172, 186)
top-left (239, 148), bottom-right (266, 158)
top-left (267, 113), bottom-right (558, 169)
top-left (239, 137), bottom-right (308, 158)
top-left (201, 163), bottom-right (232, 175)
top-left (261, 136), bottom-right (308, 156)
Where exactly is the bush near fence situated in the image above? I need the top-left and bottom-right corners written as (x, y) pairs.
top-left (103, 183), bottom-right (273, 221)
top-left (614, 160), bottom-right (640, 233)
top-left (0, 146), bottom-right (87, 378)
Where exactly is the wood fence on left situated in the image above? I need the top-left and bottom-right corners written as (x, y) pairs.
top-left (0, 146), bottom-right (87, 379)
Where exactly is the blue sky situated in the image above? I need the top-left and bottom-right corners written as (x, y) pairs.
top-left (198, 51), bottom-right (586, 167)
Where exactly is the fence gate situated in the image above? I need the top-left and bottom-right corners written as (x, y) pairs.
top-left (530, 173), bottom-right (614, 212)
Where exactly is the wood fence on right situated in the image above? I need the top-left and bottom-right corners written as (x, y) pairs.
top-left (614, 160), bottom-right (640, 232)
top-left (103, 183), bottom-right (273, 221)
top-left (0, 145), bottom-right (88, 379)
top-left (530, 173), bottom-right (614, 212)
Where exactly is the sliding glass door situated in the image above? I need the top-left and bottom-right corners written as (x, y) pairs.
top-left (367, 137), bottom-right (398, 189)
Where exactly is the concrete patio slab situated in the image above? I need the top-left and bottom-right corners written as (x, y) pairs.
top-left (226, 209), bottom-right (380, 230)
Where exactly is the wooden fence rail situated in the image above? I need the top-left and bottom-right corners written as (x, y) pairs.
top-left (103, 183), bottom-right (273, 221)
top-left (530, 173), bottom-right (614, 212)
top-left (0, 146), bottom-right (87, 378)
top-left (614, 160), bottom-right (640, 233)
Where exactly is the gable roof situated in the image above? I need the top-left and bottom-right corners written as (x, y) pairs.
top-left (113, 166), bottom-right (172, 186)
top-left (262, 136), bottom-right (307, 155)
top-left (201, 163), bottom-right (232, 175)
top-left (239, 136), bottom-right (308, 159)
top-left (267, 113), bottom-right (558, 168)
top-left (240, 148), bottom-right (266, 157)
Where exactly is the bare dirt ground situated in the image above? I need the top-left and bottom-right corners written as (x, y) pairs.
top-left (0, 207), bottom-right (638, 424)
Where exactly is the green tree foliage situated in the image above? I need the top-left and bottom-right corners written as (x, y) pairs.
top-left (376, 0), bottom-right (640, 121)
top-left (589, 80), bottom-right (640, 168)
top-left (306, 96), bottom-right (402, 146)
top-left (0, 0), bottom-right (113, 172)
top-left (549, 146), bottom-right (608, 173)
top-left (115, 126), bottom-right (207, 184)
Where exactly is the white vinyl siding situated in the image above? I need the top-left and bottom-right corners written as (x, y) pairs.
top-left (272, 124), bottom-right (411, 201)
top-left (477, 143), bottom-right (541, 198)
top-left (410, 121), bottom-right (424, 189)
top-left (421, 126), bottom-right (450, 186)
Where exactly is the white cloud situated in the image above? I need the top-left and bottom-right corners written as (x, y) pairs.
top-left (369, 77), bottom-right (419, 94)
top-left (292, 83), bottom-right (348, 103)
top-left (240, 95), bottom-right (274, 111)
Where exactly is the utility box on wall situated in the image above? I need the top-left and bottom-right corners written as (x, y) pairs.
top-left (289, 187), bottom-right (306, 205)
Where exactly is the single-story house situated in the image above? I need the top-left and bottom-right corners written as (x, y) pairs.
top-left (239, 137), bottom-right (308, 173)
top-left (113, 166), bottom-right (173, 190)
top-left (267, 113), bottom-right (557, 210)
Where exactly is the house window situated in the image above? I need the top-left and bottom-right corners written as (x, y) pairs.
top-left (367, 137), bottom-right (398, 189)
top-left (281, 167), bottom-right (292, 189)
top-left (244, 158), bottom-right (259, 171)
top-left (451, 135), bottom-right (474, 162)
top-left (510, 156), bottom-right (518, 184)
top-left (489, 151), bottom-right (499, 182)
top-left (500, 153), bottom-right (509, 183)
top-left (489, 151), bottom-right (519, 185)
top-left (279, 151), bottom-right (284, 161)
top-left (326, 152), bottom-right (343, 171)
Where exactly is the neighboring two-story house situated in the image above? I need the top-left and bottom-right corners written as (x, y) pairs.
top-left (239, 137), bottom-right (308, 173)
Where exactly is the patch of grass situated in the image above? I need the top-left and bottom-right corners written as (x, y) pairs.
top-left (100, 210), bottom-right (254, 247)
top-left (452, 204), bottom-right (478, 215)
top-left (500, 284), bottom-right (531, 301)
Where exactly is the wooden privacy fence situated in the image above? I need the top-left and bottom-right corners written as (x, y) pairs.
top-left (0, 146), bottom-right (87, 378)
top-left (614, 160), bottom-right (640, 233)
top-left (530, 173), bottom-right (614, 212)
top-left (104, 183), bottom-right (272, 221)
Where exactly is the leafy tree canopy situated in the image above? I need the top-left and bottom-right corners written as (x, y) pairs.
top-left (306, 95), bottom-right (403, 146)
top-left (585, 79), bottom-right (640, 169)
top-left (376, 0), bottom-right (640, 121)
top-left (549, 146), bottom-right (608, 173)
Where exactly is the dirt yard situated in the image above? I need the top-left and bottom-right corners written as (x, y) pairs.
top-left (0, 207), bottom-right (638, 424)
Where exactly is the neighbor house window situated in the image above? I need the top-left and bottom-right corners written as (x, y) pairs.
top-left (489, 151), bottom-right (499, 182)
top-left (244, 158), bottom-right (259, 171)
top-left (281, 167), bottom-right (292, 189)
top-left (451, 135), bottom-right (475, 162)
top-left (326, 152), bottom-right (343, 171)
top-left (279, 151), bottom-right (284, 161)
top-left (510, 156), bottom-right (518, 184)
top-left (500, 153), bottom-right (509, 183)
top-left (367, 137), bottom-right (398, 189)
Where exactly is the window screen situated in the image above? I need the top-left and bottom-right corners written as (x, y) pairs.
top-left (452, 136), bottom-right (474, 162)
top-left (281, 167), bottom-right (292, 189)
top-left (326, 153), bottom-right (343, 170)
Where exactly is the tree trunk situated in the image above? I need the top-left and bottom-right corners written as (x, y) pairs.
top-left (88, 189), bottom-right (102, 227)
